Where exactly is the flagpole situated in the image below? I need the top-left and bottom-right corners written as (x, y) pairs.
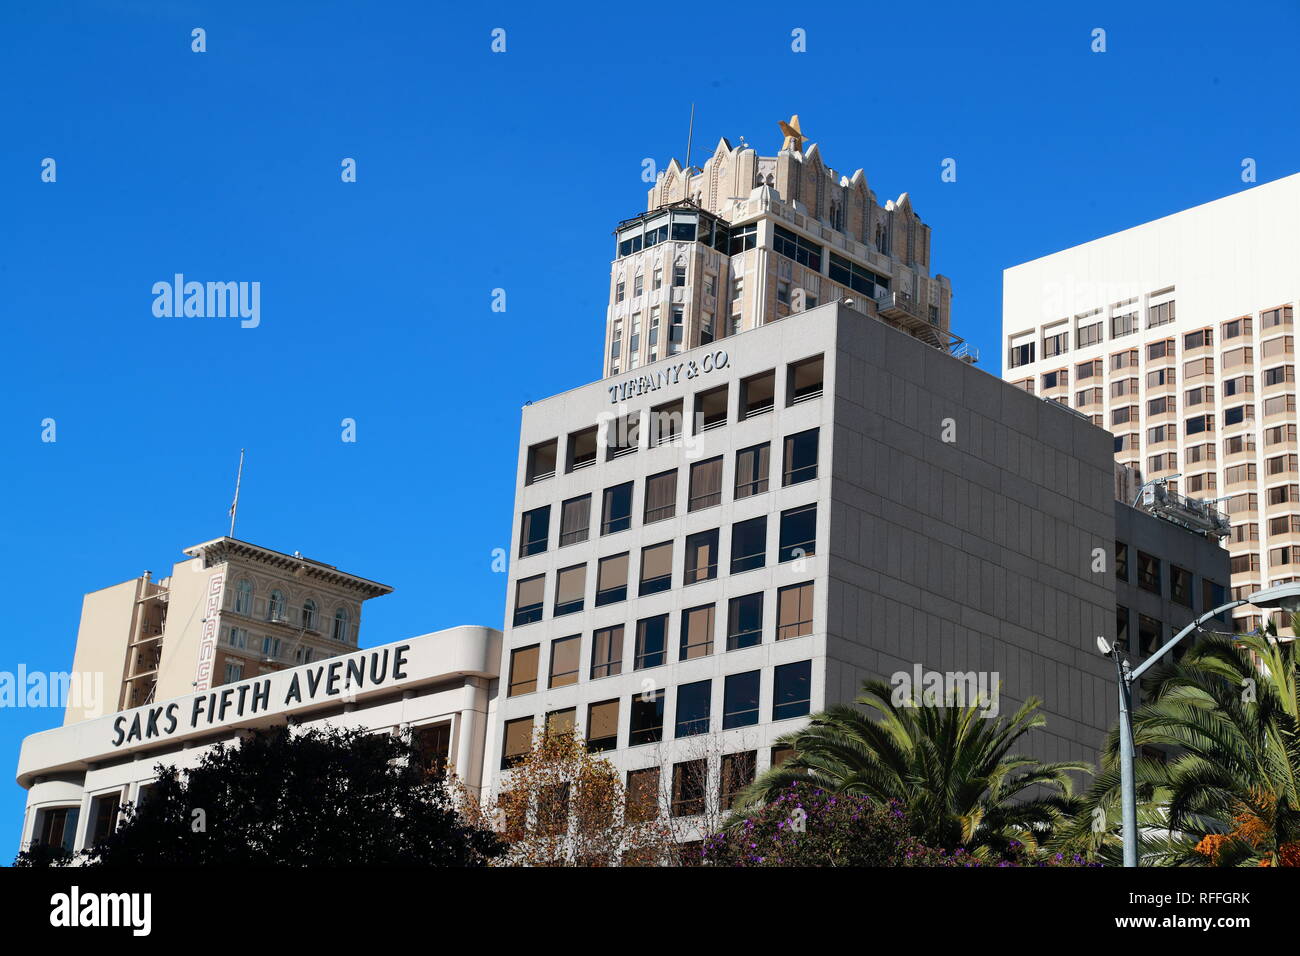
top-left (229, 449), bottom-right (245, 537)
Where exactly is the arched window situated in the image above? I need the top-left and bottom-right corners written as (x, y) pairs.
top-left (333, 607), bottom-right (351, 643)
top-left (268, 590), bottom-right (286, 622)
top-left (233, 579), bottom-right (253, 615)
top-left (302, 599), bottom-right (318, 630)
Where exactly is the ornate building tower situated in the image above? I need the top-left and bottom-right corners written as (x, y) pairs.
top-left (602, 116), bottom-right (963, 377)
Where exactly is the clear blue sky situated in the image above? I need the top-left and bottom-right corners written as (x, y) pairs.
top-left (2, 0), bottom-right (1297, 852)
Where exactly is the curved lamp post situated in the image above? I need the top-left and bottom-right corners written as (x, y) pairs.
top-left (1096, 581), bottom-right (1300, 867)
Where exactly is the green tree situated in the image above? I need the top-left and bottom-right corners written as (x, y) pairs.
top-left (15, 725), bottom-right (502, 867)
top-left (732, 679), bottom-right (1088, 858)
top-left (1061, 626), bottom-right (1300, 867)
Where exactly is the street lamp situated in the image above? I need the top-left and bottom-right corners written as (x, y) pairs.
top-left (1097, 581), bottom-right (1300, 867)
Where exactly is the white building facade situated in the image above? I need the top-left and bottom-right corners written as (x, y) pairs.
top-left (1002, 173), bottom-right (1300, 633)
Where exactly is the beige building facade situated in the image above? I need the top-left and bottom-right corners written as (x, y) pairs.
top-left (1002, 173), bottom-right (1300, 633)
top-left (603, 119), bottom-right (963, 379)
top-left (65, 538), bottom-right (392, 723)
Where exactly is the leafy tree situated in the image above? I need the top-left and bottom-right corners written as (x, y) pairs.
top-left (464, 729), bottom-right (676, 866)
top-left (1061, 626), bottom-right (1300, 866)
top-left (16, 725), bottom-right (502, 866)
top-left (732, 679), bottom-right (1088, 858)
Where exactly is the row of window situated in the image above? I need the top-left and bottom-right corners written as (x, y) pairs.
top-left (222, 627), bottom-right (316, 666)
top-left (513, 505), bottom-right (818, 626)
top-left (526, 356), bottom-right (825, 483)
top-left (519, 429), bottom-right (819, 558)
top-left (508, 581), bottom-right (814, 699)
top-left (501, 659), bottom-right (813, 767)
top-left (1115, 541), bottom-right (1225, 610)
top-left (229, 578), bottom-right (353, 643)
top-left (1010, 306), bottom-right (1294, 370)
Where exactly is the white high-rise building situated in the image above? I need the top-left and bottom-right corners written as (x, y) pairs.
top-left (1002, 173), bottom-right (1300, 633)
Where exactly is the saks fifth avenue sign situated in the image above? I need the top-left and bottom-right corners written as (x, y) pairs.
top-left (110, 644), bottom-right (411, 748)
top-left (606, 349), bottom-right (729, 404)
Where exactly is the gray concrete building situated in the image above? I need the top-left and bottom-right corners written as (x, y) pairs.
top-left (490, 299), bottom-right (1126, 826)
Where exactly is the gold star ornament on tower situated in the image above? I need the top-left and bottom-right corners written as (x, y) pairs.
top-left (778, 114), bottom-right (806, 152)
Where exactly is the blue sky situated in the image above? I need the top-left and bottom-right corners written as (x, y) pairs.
top-left (2, 0), bottom-right (1298, 851)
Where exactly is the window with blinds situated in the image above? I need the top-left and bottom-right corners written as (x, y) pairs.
top-left (689, 456), bottom-right (723, 511)
top-left (554, 564), bottom-right (586, 617)
top-left (549, 635), bottom-right (580, 688)
top-left (680, 604), bottom-right (715, 659)
top-left (777, 582), bottom-right (814, 640)
top-left (635, 614), bottom-right (668, 669)
top-left (559, 494), bottom-right (591, 546)
top-left (508, 645), bottom-right (539, 696)
top-left (591, 625), bottom-right (623, 679)
top-left (644, 469), bottom-right (677, 523)
top-left (587, 699), bottom-right (619, 752)
top-left (639, 541), bottom-right (673, 595)
top-left (513, 575), bottom-right (545, 626)
top-left (782, 429), bottom-right (819, 486)
top-left (734, 443), bottom-right (769, 499)
top-left (595, 552), bottom-right (629, 606)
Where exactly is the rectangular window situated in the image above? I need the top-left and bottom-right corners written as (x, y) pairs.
top-left (600, 482), bottom-right (633, 535)
top-left (773, 225), bottom-right (823, 271)
top-left (549, 635), bottom-right (580, 688)
top-left (88, 793), bottom-right (121, 845)
top-left (1009, 342), bottom-right (1035, 367)
top-left (513, 575), bottom-right (545, 626)
top-left (740, 370), bottom-right (776, 419)
top-left (508, 645), bottom-right (539, 697)
top-left (773, 660), bottom-right (812, 720)
top-left (1137, 551), bottom-right (1161, 594)
top-left (783, 428), bottom-right (819, 485)
top-left (787, 354), bottom-right (824, 404)
top-left (554, 564), bottom-right (586, 617)
top-left (649, 399), bottom-right (683, 447)
top-left (689, 456), bottom-right (724, 511)
top-left (735, 443), bottom-right (770, 499)
top-left (777, 582), bottom-right (815, 640)
top-left (559, 495), bottom-right (591, 546)
top-left (720, 752), bottom-right (757, 811)
top-left (635, 615), bottom-right (668, 670)
top-left (723, 671), bottom-right (761, 729)
top-left (639, 541), bottom-right (673, 595)
top-left (567, 426), bottom-right (598, 472)
top-left (526, 440), bottom-right (558, 484)
top-left (1170, 567), bottom-right (1193, 608)
top-left (694, 385), bottom-right (729, 432)
top-left (779, 505), bottom-right (817, 562)
top-left (590, 625), bottom-right (623, 679)
top-left (730, 516), bottom-right (767, 573)
top-left (1116, 605), bottom-right (1130, 652)
top-left (501, 717), bottom-right (534, 769)
top-left (629, 689), bottom-right (665, 746)
top-left (671, 759), bottom-right (708, 817)
top-left (625, 767), bottom-right (660, 822)
top-left (684, 529), bottom-right (719, 583)
top-left (644, 469), bottom-right (678, 523)
top-left (680, 604), bottom-right (716, 660)
top-left (546, 708), bottom-right (576, 740)
top-left (595, 553), bottom-right (629, 606)
top-left (727, 592), bottom-right (764, 650)
top-left (1148, 300), bottom-right (1176, 328)
top-left (519, 506), bottom-right (550, 557)
top-left (674, 680), bottom-right (712, 738)
top-left (1138, 615), bottom-right (1162, 656)
top-left (587, 699), bottom-right (619, 753)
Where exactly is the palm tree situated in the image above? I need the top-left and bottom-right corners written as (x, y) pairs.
top-left (1061, 625), bottom-right (1300, 866)
top-left (731, 678), bottom-right (1089, 857)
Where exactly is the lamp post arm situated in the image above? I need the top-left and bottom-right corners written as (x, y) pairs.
top-left (1129, 599), bottom-right (1245, 682)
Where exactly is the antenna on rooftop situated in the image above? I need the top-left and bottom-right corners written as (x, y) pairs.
top-left (228, 448), bottom-right (245, 538)
top-left (685, 102), bottom-right (695, 177)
